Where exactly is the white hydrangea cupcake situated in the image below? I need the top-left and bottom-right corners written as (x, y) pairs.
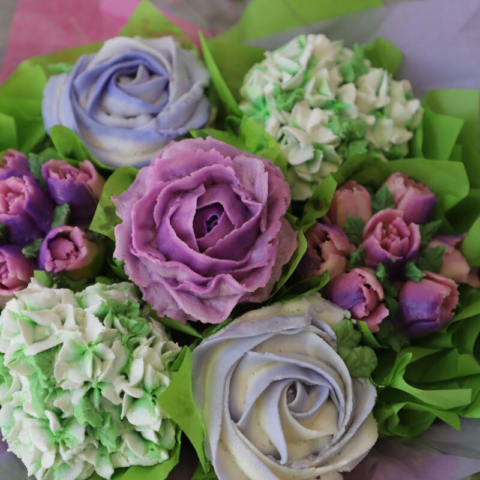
top-left (240, 34), bottom-right (424, 200)
top-left (0, 281), bottom-right (181, 480)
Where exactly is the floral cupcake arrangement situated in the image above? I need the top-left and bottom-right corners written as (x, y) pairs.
top-left (0, 1), bottom-right (479, 480)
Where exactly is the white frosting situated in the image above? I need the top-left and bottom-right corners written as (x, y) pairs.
top-left (192, 294), bottom-right (378, 480)
top-left (240, 34), bottom-right (424, 200)
top-left (0, 281), bottom-right (181, 479)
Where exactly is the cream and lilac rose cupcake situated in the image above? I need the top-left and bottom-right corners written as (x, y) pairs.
top-left (42, 36), bottom-right (211, 168)
top-left (192, 294), bottom-right (378, 480)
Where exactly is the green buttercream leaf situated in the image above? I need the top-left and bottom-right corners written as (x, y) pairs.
top-left (51, 203), bottom-right (71, 228)
top-left (375, 319), bottom-right (410, 353)
top-left (348, 247), bottom-right (366, 269)
top-left (334, 319), bottom-right (377, 378)
top-left (28, 153), bottom-right (48, 188)
top-left (22, 238), bottom-right (43, 259)
top-left (372, 185), bottom-right (395, 213)
top-left (419, 219), bottom-right (443, 248)
top-left (418, 246), bottom-right (445, 273)
top-left (34, 270), bottom-right (53, 288)
top-left (344, 214), bottom-right (365, 245)
top-left (404, 261), bottom-right (426, 283)
top-left (375, 263), bottom-right (398, 298)
top-left (334, 319), bottom-right (361, 351)
top-left (0, 224), bottom-right (9, 246)
top-left (90, 166), bottom-right (138, 241)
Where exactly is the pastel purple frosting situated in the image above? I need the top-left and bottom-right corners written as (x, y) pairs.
top-left (361, 209), bottom-right (421, 272)
top-left (0, 176), bottom-right (54, 245)
top-left (297, 223), bottom-right (355, 281)
top-left (41, 159), bottom-right (105, 225)
top-left (397, 271), bottom-right (459, 338)
top-left (42, 36), bottom-right (211, 168)
top-left (0, 151), bottom-right (32, 181)
top-left (329, 268), bottom-right (389, 332)
top-left (113, 137), bottom-right (297, 324)
top-left (0, 245), bottom-right (36, 306)
top-left (39, 226), bottom-right (100, 274)
top-left (383, 173), bottom-right (437, 225)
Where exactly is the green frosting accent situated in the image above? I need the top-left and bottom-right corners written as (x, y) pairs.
top-left (239, 33), bottom-right (424, 199)
top-left (0, 281), bottom-right (181, 480)
top-left (339, 45), bottom-right (369, 83)
top-left (273, 84), bottom-right (305, 112)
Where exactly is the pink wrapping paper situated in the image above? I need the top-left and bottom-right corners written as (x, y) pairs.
top-left (0, 0), bottom-right (205, 82)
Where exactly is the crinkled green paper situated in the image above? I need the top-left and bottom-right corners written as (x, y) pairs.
top-left (372, 290), bottom-right (480, 437)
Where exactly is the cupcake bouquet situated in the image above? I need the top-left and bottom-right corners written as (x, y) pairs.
top-left (0, 1), bottom-right (480, 480)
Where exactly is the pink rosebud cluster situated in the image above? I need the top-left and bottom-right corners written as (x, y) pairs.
top-left (0, 150), bottom-right (105, 303)
top-left (298, 173), bottom-right (477, 338)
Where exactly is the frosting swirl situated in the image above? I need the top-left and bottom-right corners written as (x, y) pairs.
top-left (192, 294), bottom-right (378, 480)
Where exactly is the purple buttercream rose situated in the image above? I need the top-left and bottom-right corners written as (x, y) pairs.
top-left (113, 137), bottom-right (297, 324)
top-left (428, 235), bottom-right (480, 288)
top-left (329, 268), bottom-right (389, 332)
top-left (41, 160), bottom-right (105, 225)
top-left (39, 226), bottom-right (101, 276)
top-left (326, 181), bottom-right (373, 228)
top-left (0, 245), bottom-right (36, 306)
top-left (297, 223), bottom-right (355, 281)
top-left (0, 176), bottom-right (54, 245)
top-left (361, 209), bottom-right (421, 270)
top-left (0, 150), bottom-right (32, 181)
top-left (42, 36), bottom-right (211, 168)
top-left (383, 173), bottom-right (437, 225)
top-left (398, 272), bottom-right (459, 338)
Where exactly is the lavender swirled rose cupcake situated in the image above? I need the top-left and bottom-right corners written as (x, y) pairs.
top-left (113, 137), bottom-right (297, 324)
top-left (42, 36), bottom-right (211, 168)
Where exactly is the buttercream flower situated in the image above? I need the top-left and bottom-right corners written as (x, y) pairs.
top-left (0, 245), bottom-right (35, 306)
top-left (240, 34), bottom-right (423, 199)
top-left (326, 180), bottom-right (372, 228)
top-left (39, 226), bottom-right (101, 277)
top-left (383, 173), bottom-right (436, 225)
top-left (428, 235), bottom-right (480, 288)
top-left (113, 137), bottom-right (297, 324)
top-left (297, 223), bottom-right (355, 281)
top-left (0, 281), bottom-right (181, 480)
top-left (0, 176), bottom-right (54, 245)
top-left (361, 209), bottom-right (420, 270)
top-left (41, 160), bottom-right (105, 225)
top-left (42, 36), bottom-right (211, 168)
top-left (0, 150), bottom-right (32, 181)
top-left (192, 294), bottom-right (378, 480)
top-left (397, 272), bottom-right (459, 338)
top-left (330, 268), bottom-right (389, 332)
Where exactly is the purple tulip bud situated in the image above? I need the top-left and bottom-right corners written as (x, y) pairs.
top-left (428, 235), bottom-right (480, 288)
top-left (41, 160), bottom-right (105, 225)
top-left (361, 209), bottom-right (420, 271)
top-left (39, 226), bottom-right (101, 275)
top-left (0, 245), bottom-right (36, 306)
top-left (383, 173), bottom-right (437, 225)
top-left (329, 267), bottom-right (389, 332)
top-left (0, 150), bottom-right (32, 181)
top-left (297, 223), bottom-right (355, 281)
top-left (0, 176), bottom-right (54, 245)
top-left (398, 272), bottom-right (459, 338)
top-left (325, 181), bottom-right (373, 228)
